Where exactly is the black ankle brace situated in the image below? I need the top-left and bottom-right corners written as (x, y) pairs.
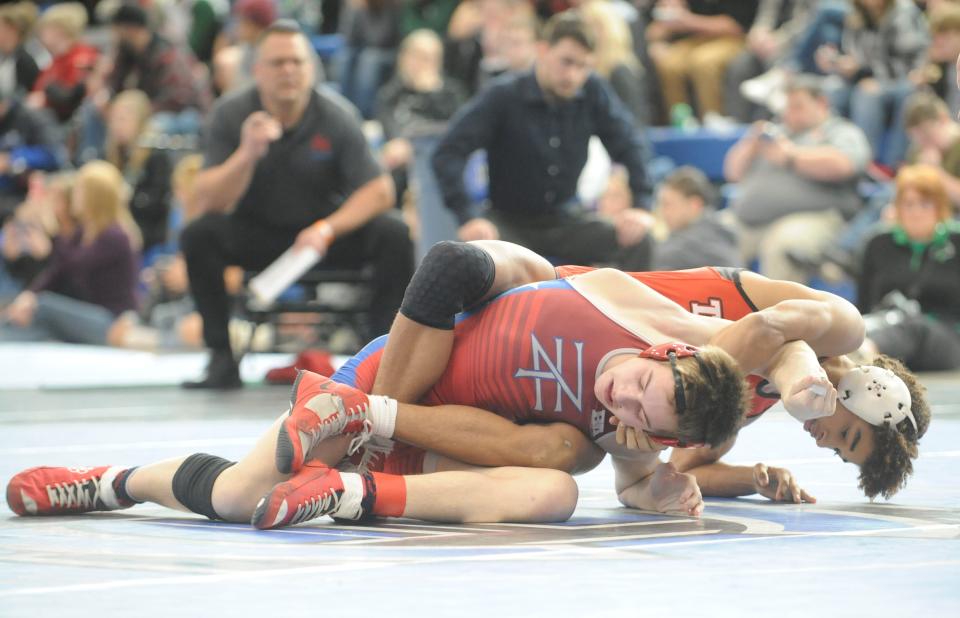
top-left (171, 454), bottom-right (236, 520)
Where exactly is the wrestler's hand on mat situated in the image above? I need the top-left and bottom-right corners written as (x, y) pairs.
top-left (753, 463), bottom-right (816, 504)
top-left (650, 462), bottom-right (704, 517)
top-left (782, 374), bottom-right (837, 423)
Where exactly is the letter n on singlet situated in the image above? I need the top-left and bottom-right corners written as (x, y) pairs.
top-left (514, 334), bottom-right (584, 413)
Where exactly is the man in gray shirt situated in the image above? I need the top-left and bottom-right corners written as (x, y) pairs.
top-left (182, 21), bottom-right (410, 389)
top-left (725, 75), bottom-right (871, 283)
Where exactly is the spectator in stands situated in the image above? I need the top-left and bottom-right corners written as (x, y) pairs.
top-left (26, 2), bottom-right (98, 123)
top-left (0, 161), bottom-right (140, 345)
top-left (0, 90), bottom-right (63, 218)
top-left (335, 0), bottom-right (402, 119)
top-left (816, 0), bottom-right (929, 169)
top-left (0, 2), bottom-right (39, 97)
top-left (213, 0), bottom-right (277, 92)
top-left (727, 0), bottom-right (819, 122)
top-left (183, 21), bottom-right (409, 389)
top-left (652, 165), bottom-right (741, 270)
top-left (725, 75), bottom-right (871, 283)
top-left (918, 3), bottom-right (960, 119)
top-left (857, 164), bottom-right (960, 371)
top-left (904, 91), bottom-right (960, 206)
top-left (433, 11), bottom-right (653, 270)
top-left (580, 0), bottom-right (648, 126)
top-left (445, 0), bottom-right (537, 94)
top-left (103, 3), bottom-right (208, 115)
top-left (0, 173), bottom-right (74, 297)
top-left (645, 0), bottom-right (759, 123)
top-left (101, 89), bottom-right (172, 257)
top-left (375, 29), bottom-right (467, 255)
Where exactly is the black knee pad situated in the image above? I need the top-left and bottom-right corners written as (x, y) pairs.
top-left (171, 453), bottom-right (236, 520)
top-left (399, 241), bottom-right (496, 329)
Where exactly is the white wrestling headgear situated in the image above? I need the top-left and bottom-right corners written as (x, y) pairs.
top-left (837, 366), bottom-right (916, 432)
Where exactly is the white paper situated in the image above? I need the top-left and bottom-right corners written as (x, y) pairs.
top-left (248, 246), bottom-right (321, 308)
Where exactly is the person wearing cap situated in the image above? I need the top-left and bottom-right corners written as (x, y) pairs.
top-left (181, 20), bottom-right (411, 389)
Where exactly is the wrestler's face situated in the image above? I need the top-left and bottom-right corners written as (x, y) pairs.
top-left (804, 403), bottom-right (876, 467)
top-left (596, 357), bottom-right (680, 437)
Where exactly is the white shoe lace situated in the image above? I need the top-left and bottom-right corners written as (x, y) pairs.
top-left (290, 489), bottom-right (342, 525)
top-left (46, 478), bottom-right (100, 511)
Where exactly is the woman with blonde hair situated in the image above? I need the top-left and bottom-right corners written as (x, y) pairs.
top-left (578, 0), bottom-right (647, 126)
top-left (27, 2), bottom-right (99, 122)
top-left (100, 89), bottom-right (173, 255)
top-left (1, 161), bottom-right (141, 345)
top-left (0, 0), bottom-right (39, 95)
top-left (857, 163), bottom-right (960, 370)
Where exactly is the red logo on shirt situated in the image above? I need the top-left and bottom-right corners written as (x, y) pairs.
top-left (311, 134), bottom-right (331, 153)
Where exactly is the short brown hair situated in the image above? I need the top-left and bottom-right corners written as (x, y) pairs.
top-left (904, 92), bottom-right (949, 129)
top-left (674, 345), bottom-right (751, 447)
top-left (662, 166), bottom-right (715, 206)
top-left (858, 355), bottom-right (931, 499)
top-left (541, 10), bottom-right (595, 52)
top-left (785, 74), bottom-right (827, 100)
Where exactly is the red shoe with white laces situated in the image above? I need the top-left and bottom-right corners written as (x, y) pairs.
top-left (251, 462), bottom-right (373, 530)
top-left (6, 465), bottom-right (134, 516)
top-left (275, 371), bottom-right (373, 474)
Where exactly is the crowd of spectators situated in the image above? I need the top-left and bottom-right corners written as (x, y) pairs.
top-left (0, 0), bottom-right (958, 383)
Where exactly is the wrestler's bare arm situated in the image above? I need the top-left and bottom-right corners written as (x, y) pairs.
top-left (609, 450), bottom-right (704, 517)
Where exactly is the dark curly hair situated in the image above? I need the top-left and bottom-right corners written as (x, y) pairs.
top-left (857, 355), bottom-right (931, 499)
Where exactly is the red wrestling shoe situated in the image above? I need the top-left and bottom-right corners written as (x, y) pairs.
top-left (275, 371), bottom-right (373, 474)
top-left (251, 463), bottom-right (373, 530)
top-left (6, 465), bottom-right (134, 516)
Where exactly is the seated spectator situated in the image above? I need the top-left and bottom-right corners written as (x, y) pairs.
top-left (816, 0), bottom-right (929, 168)
top-left (445, 0), bottom-right (536, 94)
top-left (725, 75), bottom-right (871, 283)
top-left (105, 4), bottom-right (209, 115)
top-left (645, 0), bottom-right (758, 123)
top-left (0, 1), bottom-right (39, 97)
top-left (100, 89), bottom-right (173, 257)
top-left (727, 0), bottom-right (819, 122)
top-left (0, 91), bottom-right (63, 218)
top-left (917, 3), bottom-right (960, 120)
top-left (0, 172), bottom-right (75, 297)
top-left (212, 0), bottom-right (277, 93)
top-left (433, 10), bottom-right (654, 270)
top-left (0, 161), bottom-right (141, 345)
top-left (652, 165), bottom-right (741, 270)
top-left (580, 0), bottom-right (648, 126)
top-left (904, 91), bottom-right (960, 206)
top-left (335, 0), bottom-right (402, 119)
top-left (857, 164), bottom-right (960, 371)
top-left (79, 3), bottom-right (209, 161)
top-left (26, 2), bottom-right (99, 123)
top-left (377, 29), bottom-right (467, 175)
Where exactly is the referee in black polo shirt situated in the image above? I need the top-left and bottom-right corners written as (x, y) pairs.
top-left (432, 10), bottom-right (653, 269)
top-left (182, 21), bottom-right (412, 389)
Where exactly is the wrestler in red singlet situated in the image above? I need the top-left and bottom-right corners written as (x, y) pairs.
top-left (336, 267), bottom-right (780, 474)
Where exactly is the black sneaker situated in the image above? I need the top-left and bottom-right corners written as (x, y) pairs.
top-left (182, 349), bottom-right (243, 390)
